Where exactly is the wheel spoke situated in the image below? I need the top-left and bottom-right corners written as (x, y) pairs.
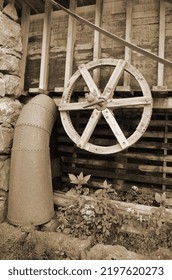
top-left (79, 64), bottom-right (100, 97)
top-left (102, 109), bottom-right (129, 149)
top-left (103, 59), bottom-right (126, 99)
top-left (77, 109), bottom-right (101, 149)
top-left (59, 102), bottom-right (88, 111)
top-left (107, 96), bottom-right (152, 109)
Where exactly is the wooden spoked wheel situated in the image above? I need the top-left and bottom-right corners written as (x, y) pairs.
top-left (59, 59), bottom-right (153, 154)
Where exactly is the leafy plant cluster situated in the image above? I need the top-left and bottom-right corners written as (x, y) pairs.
top-left (112, 224), bottom-right (172, 255)
top-left (56, 199), bottom-right (122, 244)
top-left (56, 173), bottom-right (122, 244)
top-left (119, 185), bottom-right (155, 206)
top-left (123, 192), bottom-right (172, 237)
top-left (60, 172), bottom-right (172, 243)
top-left (148, 192), bottom-right (172, 235)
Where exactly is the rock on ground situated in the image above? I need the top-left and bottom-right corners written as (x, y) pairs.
top-left (86, 244), bottom-right (148, 260)
top-left (0, 222), bottom-right (171, 260)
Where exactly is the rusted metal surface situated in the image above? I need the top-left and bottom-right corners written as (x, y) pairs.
top-left (7, 94), bottom-right (57, 226)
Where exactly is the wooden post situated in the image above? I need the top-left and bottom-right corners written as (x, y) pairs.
top-left (162, 114), bottom-right (168, 191)
top-left (116, 0), bottom-right (133, 92)
top-left (64, 0), bottom-right (77, 89)
top-left (20, 3), bottom-right (30, 93)
top-left (39, 0), bottom-right (53, 93)
top-left (152, 0), bottom-right (167, 92)
top-left (124, 0), bottom-right (133, 89)
top-left (158, 0), bottom-right (166, 87)
top-left (63, 0), bottom-right (77, 167)
top-left (93, 0), bottom-right (103, 87)
top-left (29, 0), bottom-right (53, 94)
top-left (115, 0), bottom-right (133, 188)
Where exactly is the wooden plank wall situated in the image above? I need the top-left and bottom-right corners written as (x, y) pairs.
top-left (24, 0), bottom-right (172, 191)
top-left (25, 0), bottom-right (172, 91)
top-left (54, 107), bottom-right (172, 191)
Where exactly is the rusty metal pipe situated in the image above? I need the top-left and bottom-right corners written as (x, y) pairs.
top-left (7, 95), bottom-right (57, 226)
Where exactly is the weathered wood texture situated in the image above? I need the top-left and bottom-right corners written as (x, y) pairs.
top-left (24, 0), bottom-right (172, 191)
top-left (53, 107), bottom-right (172, 190)
top-left (25, 0), bottom-right (172, 91)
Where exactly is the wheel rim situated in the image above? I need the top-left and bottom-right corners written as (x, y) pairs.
top-left (59, 59), bottom-right (153, 154)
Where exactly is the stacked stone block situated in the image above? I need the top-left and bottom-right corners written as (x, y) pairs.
top-left (0, 2), bottom-right (22, 222)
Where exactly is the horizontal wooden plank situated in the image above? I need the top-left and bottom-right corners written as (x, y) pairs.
top-left (56, 97), bottom-right (172, 110)
top-left (57, 135), bottom-right (172, 150)
top-left (125, 153), bottom-right (172, 162)
top-left (29, 88), bottom-right (48, 94)
top-left (60, 156), bottom-right (172, 174)
top-left (54, 192), bottom-right (172, 222)
top-left (57, 145), bottom-right (172, 163)
top-left (61, 165), bottom-right (172, 185)
top-left (60, 174), bottom-right (172, 191)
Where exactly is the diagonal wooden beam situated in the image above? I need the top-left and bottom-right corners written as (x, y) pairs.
top-left (49, 0), bottom-right (172, 67)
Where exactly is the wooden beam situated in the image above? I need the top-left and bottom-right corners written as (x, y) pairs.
top-left (123, 0), bottom-right (133, 89)
top-left (39, 0), bottom-right (53, 93)
top-left (20, 3), bottom-right (30, 93)
top-left (64, 0), bottom-right (77, 88)
top-left (54, 97), bottom-right (172, 110)
top-left (153, 1), bottom-right (168, 92)
top-left (156, 1), bottom-right (166, 90)
top-left (162, 114), bottom-right (168, 191)
top-left (154, 97), bottom-right (172, 109)
top-left (93, 0), bottom-right (103, 86)
top-left (49, 0), bottom-right (172, 67)
top-left (119, 0), bottom-right (133, 188)
top-left (53, 191), bottom-right (172, 222)
top-left (28, 88), bottom-right (46, 94)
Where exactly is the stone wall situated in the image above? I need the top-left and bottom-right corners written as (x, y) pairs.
top-left (0, 2), bottom-right (22, 222)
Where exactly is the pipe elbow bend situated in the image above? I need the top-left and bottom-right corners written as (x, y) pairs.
top-left (8, 95), bottom-right (58, 226)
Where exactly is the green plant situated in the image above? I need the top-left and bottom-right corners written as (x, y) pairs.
top-left (68, 172), bottom-right (91, 195)
top-left (155, 192), bottom-right (167, 207)
top-left (93, 183), bottom-right (121, 243)
top-left (56, 179), bottom-right (122, 244)
top-left (147, 192), bottom-right (170, 235)
top-left (123, 186), bottom-right (155, 206)
top-left (56, 200), bottom-right (121, 244)
top-left (123, 192), bottom-right (171, 237)
top-left (95, 180), bottom-right (118, 200)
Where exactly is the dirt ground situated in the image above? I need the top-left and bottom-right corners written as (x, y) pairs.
top-left (0, 222), bottom-right (172, 260)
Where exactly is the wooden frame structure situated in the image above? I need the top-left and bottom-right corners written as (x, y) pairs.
top-left (19, 0), bottom-right (172, 191)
